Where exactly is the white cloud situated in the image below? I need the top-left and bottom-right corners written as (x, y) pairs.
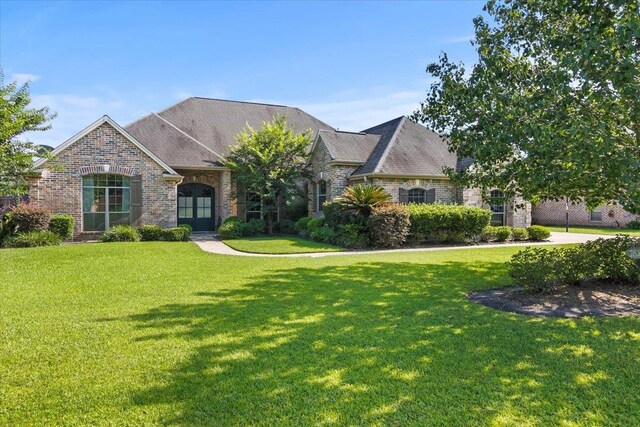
top-left (9, 73), bottom-right (41, 85)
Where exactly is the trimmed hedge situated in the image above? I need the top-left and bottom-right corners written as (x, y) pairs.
top-left (310, 226), bottom-right (336, 244)
top-left (527, 225), bottom-right (551, 241)
top-left (49, 214), bottom-right (75, 240)
top-left (495, 226), bottom-right (512, 242)
top-left (139, 225), bottom-right (164, 241)
top-left (512, 227), bottom-right (529, 241)
top-left (177, 224), bottom-right (193, 235)
top-left (407, 203), bottom-right (491, 243)
top-left (479, 226), bottom-right (498, 242)
top-left (223, 216), bottom-right (243, 225)
top-left (274, 219), bottom-right (296, 235)
top-left (294, 217), bottom-right (313, 235)
top-left (219, 221), bottom-right (243, 239)
top-left (162, 227), bottom-right (190, 241)
top-left (369, 203), bottom-right (411, 248)
top-left (3, 230), bottom-right (61, 248)
top-left (101, 225), bottom-right (141, 242)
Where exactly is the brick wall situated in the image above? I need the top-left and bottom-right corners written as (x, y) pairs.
top-left (308, 138), bottom-right (358, 215)
top-left (30, 122), bottom-right (178, 237)
top-left (533, 200), bottom-right (639, 227)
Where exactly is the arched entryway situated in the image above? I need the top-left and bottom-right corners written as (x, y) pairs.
top-left (177, 183), bottom-right (215, 232)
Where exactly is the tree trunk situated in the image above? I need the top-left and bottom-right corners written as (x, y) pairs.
top-left (267, 211), bottom-right (273, 235)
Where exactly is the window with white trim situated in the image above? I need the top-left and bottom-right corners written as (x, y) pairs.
top-left (82, 174), bottom-right (130, 231)
top-left (490, 189), bottom-right (505, 226)
top-left (590, 207), bottom-right (603, 222)
top-left (317, 180), bottom-right (327, 210)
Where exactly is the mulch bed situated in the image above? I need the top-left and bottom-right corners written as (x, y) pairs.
top-left (469, 282), bottom-right (640, 317)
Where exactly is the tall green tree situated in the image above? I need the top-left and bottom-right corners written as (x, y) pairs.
top-left (0, 74), bottom-right (55, 196)
top-left (225, 115), bottom-right (311, 234)
top-left (413, 0), bottom-right (639, 213)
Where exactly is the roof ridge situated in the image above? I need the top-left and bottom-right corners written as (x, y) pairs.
top-left (190, 96), bottom-right (289, 108)
top-left (152, 113), bottom-right (224, 161)
top-left (372, 116), bottom-right (406, 174)
top-left (319, 129), bottom-right (366, 135)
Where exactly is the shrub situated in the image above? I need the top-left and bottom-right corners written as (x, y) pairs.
top-left (509, 247), bottom-right (558, 293)
top-left (4, 204), bottom-right (50, 235)
top-left (139, 225), bottom-right (163, 241)
top-left (101, 225), bottom-right (141, 242)
top-left (368, 203), bottom-right (410, 248)
top-left (294, 217), bottom-right (313, 235)
top-left (407, 203), bottom-right (491, 243)
top-left (223, 216), bottom-right (244, 225)
top-left (584, 236), bottom-right (640, 284)
top-left (323, 201), bottom-right (351, 228)
top-left (284, 192), bottom-right (308, 221)
top-left (310, 225), bottom-right (336, 244)
top-left (3, 230), bottom-right (62, 248)
top-left (242, 218), bottom-right (265, 236)
top-left (627, 220), bottom-right (640, 230)
top-left (307, 218), bottom-right (325, 233)
top-left (336, 222), bottom-right (369, 249)
top-left (162, 227), bottom-right (189, 242)
top-left (479, 226), bottom-right (498, 242)
top-left (48, 214), bottom-right (75, 240)
top-left (495, 226), bottom-right (512, 242)
top-left (218, 221), bottom-right (243, 240)
top-left (508, 236), bottom-right (640, 292)
top-left (274, 219), bottom-right (296, 235)
top-left (511, 227), bottom-right (529, 241)
top-left (334, 184), bottom-right (391, 217)
top-left (527, 225), bottom-right (551, 241)
top-left (177, 224), bottom-right (193, 236)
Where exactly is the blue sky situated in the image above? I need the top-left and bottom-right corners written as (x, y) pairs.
top-left (1, 0), bottom-right (484, 147)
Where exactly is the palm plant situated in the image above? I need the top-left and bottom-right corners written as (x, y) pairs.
top-left (334, 184), bottom-right (391, 217)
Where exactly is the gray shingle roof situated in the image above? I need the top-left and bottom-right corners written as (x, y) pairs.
top-left (125, 113), bottom-right (223, 168)
top-left (317, 130), bottom-right (381, 163)
top-left (155, 97), bottom-right (331, 157)
top-left (353, 117), bottom-right (456, 177)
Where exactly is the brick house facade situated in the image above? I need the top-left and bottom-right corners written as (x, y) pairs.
top-left (31, 97), bottom-right (538, 238)
top-left (532, 200), bottom-right (639, 227)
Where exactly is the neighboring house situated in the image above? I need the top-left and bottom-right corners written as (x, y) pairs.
top-left (533, 200), bottom-right (639, 228)
top-left (29, 97), bottom-right (531, 238)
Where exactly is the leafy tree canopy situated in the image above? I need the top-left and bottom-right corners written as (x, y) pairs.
top-left (0, 74), bottom-right (56, 196)
top-left (225, 115), bottom-right (311, 233)
top-left (413, 0), bottom-right (639, 213)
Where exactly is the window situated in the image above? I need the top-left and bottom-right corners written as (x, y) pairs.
top-left (590, 207), bottom-right (603, 222)
top-left (178, 185), bottom-right (194, 219)
top-left (490, 189), bottom-right (505, 226)
top-left (196, 186), bottom-right (212, 219)
top-left (407, 188), bottom-right (435, 204)
top-left (317, 180), bottom-right (327, 210)
top-left (82, 174), bottom-right (130, 231)
top-left (246, 192), bottom-right (262, 221)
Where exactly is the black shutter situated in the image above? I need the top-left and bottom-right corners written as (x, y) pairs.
top-left (399, 188), bottom-right (408, 204)
top-left (426, 188), bottom-right (436, 204)
top-left (312, 182), bottom-right (318, 212)
top-left (130, 174), bottom-right (143, 226)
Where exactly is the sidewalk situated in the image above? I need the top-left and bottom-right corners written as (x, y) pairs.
top-left (190, 232), bottom-right (613, 258)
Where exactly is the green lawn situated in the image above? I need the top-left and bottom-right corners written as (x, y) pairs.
top-left (2, 243), bottom-right (639, 425)
top-left (223, 236), bottom-right (344, 254)
top-left (547, 225), bottom-right (640, 236)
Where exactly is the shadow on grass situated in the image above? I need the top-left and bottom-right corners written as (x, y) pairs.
top-left (122, 260), bottom-right (640, 425)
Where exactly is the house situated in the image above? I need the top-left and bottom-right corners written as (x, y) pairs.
top-left (532, 200), bottom-right (639, 228)
top-left (29, 97), bottom-right (531, 237)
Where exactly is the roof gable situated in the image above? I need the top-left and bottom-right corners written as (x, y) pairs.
top-left (314, 130), bottom-right (381, 164)
top-left (34, 115), bottom-right (177, 175)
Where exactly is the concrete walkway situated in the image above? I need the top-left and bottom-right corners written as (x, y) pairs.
top-left (190, 231), bottom-right (614, 258)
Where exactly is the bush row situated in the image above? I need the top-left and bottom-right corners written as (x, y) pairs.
top-left (479, 225), bottom-right (550, 242)
top-left (101, 224), bottom-right (192, 243)
top-left (509, 236), bottom-right (640, 292)
top-left (407, 203), bottom-right (491, 243)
